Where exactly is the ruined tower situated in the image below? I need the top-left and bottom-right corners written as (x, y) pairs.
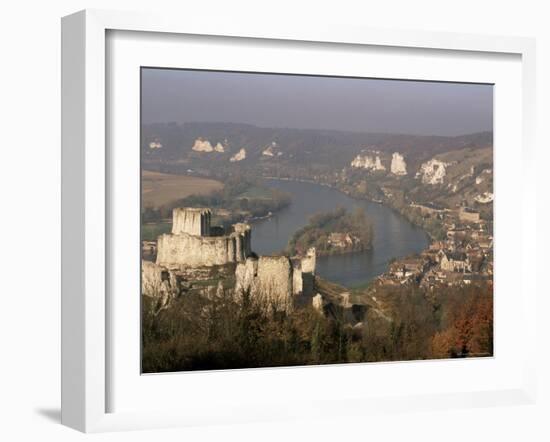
top-left (235, 248), bottom-right (317, 312)
top-left (172, 207), bottom-right (211, 236)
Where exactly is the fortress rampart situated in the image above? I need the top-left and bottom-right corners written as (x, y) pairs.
top-left (156, 208), bottom-right (251, 268)
top-left (235, 248), bottom-right (316, 313)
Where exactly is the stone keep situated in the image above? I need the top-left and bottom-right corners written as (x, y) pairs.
top-left (156, 208), bottom-right (251, 268)
top-left (172, 207), bottom-right (211, 236)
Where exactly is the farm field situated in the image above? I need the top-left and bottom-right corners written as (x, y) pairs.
top-left (141, 170), bottom-right (223, 208)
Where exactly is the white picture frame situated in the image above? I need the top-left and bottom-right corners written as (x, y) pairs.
top-left (61, 9), bottom-right (537, 433)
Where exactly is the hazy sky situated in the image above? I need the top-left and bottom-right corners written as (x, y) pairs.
top-left (141, 68), bottom-right (493, 136)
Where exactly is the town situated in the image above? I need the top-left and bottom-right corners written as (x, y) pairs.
top-left (374, 204), bottom-right (493, 291)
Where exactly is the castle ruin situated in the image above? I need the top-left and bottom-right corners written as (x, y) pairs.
top-left (156, 208), bottom-right (251, 268)
top-left (143, 207), bottom-right (316, 312)
top-left (235, 247), bottom-right (316, 313)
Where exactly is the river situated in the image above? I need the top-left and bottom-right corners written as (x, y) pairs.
top-left (250, 179), bottom-right (429, 288)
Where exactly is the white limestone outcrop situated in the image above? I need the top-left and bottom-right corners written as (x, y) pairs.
top-left (390, 152), bottom-right (407, 175)
top-left (230, 148), bottom-right (247, 162)
top-left (351, 151), bottom-right (386, 171)
top-left (192, 138), bottom-right (214, 152)
top-left (474, 192), bottom-right (494, 204)
top-left (214, 142), bottom-right (225, 153)
top-left (262, 142), bottom-right (279, 157)
top-left (417, 159), bottom-right (449, 185)
top-left (149, 141), bottom-right (162, 149)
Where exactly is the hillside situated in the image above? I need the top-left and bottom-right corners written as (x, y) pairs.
top-left (141, 122), bottom-right (493, 215)
top-left (141, 122), bottom-right (492, 175)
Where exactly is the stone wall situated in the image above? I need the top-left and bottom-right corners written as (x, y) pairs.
top-left (235, 256), bottom-right (293, 312)
top-left (142, 260), bottom-right (176, 299)
top-left (233, 223), bottom-right (252, 260)
top-left (292, 261), bottom-right (303, 296)
top-left (157, 208), bottom-right (252, 268)
top-left (255, 256), bottom-right (294, 311)
top-left (235, 248), bottom-right (316, 312)
top-left (156, 228), bottom-right (251, 268)
top-left (300, 248), bottom-right (316, 274)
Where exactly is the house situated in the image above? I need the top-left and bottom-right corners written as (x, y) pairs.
top-left (389, 257), bottom-right (428, 280)
top-left (376, 276), bottom-right (400, 287)
top-left (327, 232), bottom-right (358, 249)
top-left (438, 250), bottom-right (471, 273)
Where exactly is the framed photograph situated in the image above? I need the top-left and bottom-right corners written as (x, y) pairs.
top-left (61, 9), bottom-right (537, 432)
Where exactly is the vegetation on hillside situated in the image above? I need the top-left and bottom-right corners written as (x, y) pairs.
top-left (141, 282), bottom-right (493, 373)
top-left (142, 176), bottom-right (291, 229)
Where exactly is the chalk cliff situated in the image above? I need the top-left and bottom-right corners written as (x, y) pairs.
top-left (262, 141), bottom-right (279, 157)
top-left (351, 151), bottom-right (386, 171)
top-left (474, 192), bottom-right (494, 204)
top-left (192, 138), bottom-right (214, 152)
top-left (230, 148), bottom-right (247, 162)
top-left (417, 159), bottom-right (449, 185)
top-left (390, 152), bottom-right (407, 175)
